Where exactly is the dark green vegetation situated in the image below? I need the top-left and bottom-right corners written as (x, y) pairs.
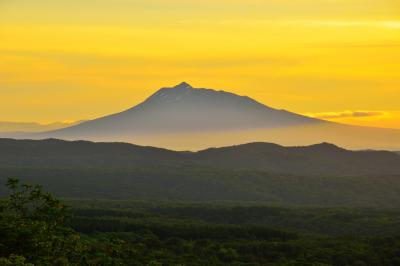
top-left (2, 138), bottom-right (400, 264)
top-left (0, 138), bottom-right (400, 207)
top-left (68, 202), bottom-right (400, 266)
top-left (1, 167), bottom-right (400, 208)
top-left (2, 179), bottom-right (400, 265)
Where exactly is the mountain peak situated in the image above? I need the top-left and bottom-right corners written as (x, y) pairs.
top-left (141, 82), bottom-right (196, 105)
top-left (174, 82), bottom-right (193, 90)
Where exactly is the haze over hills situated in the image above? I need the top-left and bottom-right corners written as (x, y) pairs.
top-left (1, 138), bottom-right (400, 206)
top-left (4, 82), bottom-right (400, 150)
top-left (0, 120), bottom-right (84, 133)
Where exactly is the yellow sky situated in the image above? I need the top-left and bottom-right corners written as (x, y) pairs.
top-left (0, 0), bottom-right (399, 128)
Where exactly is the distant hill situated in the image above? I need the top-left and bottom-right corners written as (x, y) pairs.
top-left (1, 138), bottom-right (400, 207)
top-left (0, 138), bottom-right (399, 176)
top-left (196, 142), bottom-right (400, 176)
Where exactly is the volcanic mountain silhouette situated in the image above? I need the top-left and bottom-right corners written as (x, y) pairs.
top-left (45, 82), bottom-right (322, 136)
top-left (14, 83), bottom-right (400, 150)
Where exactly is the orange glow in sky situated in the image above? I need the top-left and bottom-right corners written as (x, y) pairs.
top-left (0, 0), bottom-right (399, 128)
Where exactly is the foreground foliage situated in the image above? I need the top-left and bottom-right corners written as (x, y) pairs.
top-left (0, 178), bottom-right (83, 265)
top-left (1, 179), bottom-right (400, 265)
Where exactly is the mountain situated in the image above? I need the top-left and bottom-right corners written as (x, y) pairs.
top-left (1, 138), bottom-right (400, 207)
top-left (38, 82), bottom-right (322, 135)
top-left (6, 82), bottom-right (400, 150)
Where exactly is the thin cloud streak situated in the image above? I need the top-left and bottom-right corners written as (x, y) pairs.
top-left (305, 110), bottom-right (388, 120)
top-left (285, 20), bottom-right (400, 29)
top-left (179, 19), bottom-right (400, 29)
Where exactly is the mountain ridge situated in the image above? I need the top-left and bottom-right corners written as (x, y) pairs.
top-left (0, 138), bottom-right (399, 176)
top-left (1, 138), bottom-right (400, 206)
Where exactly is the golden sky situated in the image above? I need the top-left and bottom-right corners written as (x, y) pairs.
top-left (0, 0), bottom-right (399, 128)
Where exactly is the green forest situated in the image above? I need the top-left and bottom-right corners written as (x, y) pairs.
top-left (1, 179), bottom-right (400, 266)
top-left (1, 139), bottom-right (400, 209)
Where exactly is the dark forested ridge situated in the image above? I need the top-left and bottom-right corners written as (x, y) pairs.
top-left (0, 138), bottom-right (399, 176)
top-left (0, 138), bottom-right (400, 207)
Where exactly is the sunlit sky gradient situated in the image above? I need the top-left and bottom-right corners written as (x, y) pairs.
top-left (1, 0), bottom-right (399, 128)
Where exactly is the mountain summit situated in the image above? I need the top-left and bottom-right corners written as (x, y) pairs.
top-left (40, 83), bottom-right (322, 137)
top-left (175, 81), bottom-right (193, 89)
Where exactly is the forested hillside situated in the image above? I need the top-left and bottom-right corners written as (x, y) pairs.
top-left (0, 138), bottom-right (399, 176)
top-left (1, 139), bottom-right (400, 207)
